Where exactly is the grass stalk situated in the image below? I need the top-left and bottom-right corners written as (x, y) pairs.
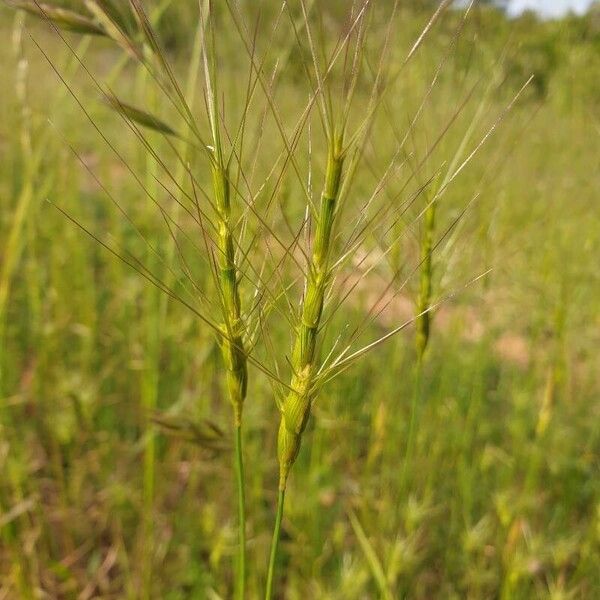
top-left (265, 488), bottom-right (285, 600)
top-left (268, 135), bottom-right (345, 596)
top-left (204, 66), bottom-right (249, 598)
top-left (277, 137), bottom-right (345, 491)
top-left (210, 144), bottom-right (249, 599)
top-left (399, 357), bottom-right (423, 497)
top-left (348, 509), bottom-right (394, 600)
top-left (234, 423), bottom-right (246, 600)
top-left (400, 191), bottom-right (437, 494)
top-left (139, 47), bottom-right (161, 597)
top-left (0, 13), bottom-right (34, 391)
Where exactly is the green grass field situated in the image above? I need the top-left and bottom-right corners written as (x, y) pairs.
top-left (0, 2), bottom-right (598, 598)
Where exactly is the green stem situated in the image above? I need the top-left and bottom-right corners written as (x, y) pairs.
top-left (399, 357), bottom-right (423, 498)
top-left (265, 488), bottom-right (286, 600)
top-left (234, 423), bottom-right (246, 600)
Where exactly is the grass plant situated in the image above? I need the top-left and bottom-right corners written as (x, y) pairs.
top-left (0, 1), bottom-right (598, 598)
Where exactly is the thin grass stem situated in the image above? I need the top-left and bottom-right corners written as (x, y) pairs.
top-left (234, 423), bottom-right (246, 600)
top-left (399, 356), bottom-right (423, 499)
top-left (265, 488), bottom-right (285, 600)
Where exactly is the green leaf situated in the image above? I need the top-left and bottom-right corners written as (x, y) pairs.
top-left (6, 1), bottom-right (106, 36)
top-left (106, 96), bottom-right (178, 136)
top-left (348, 509), bottom-right (394, 600)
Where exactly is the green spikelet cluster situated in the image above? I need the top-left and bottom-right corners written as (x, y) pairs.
top-left (416, 197), bottom-right (436, 362)
top-left (212, 158), bottom-right (247, 426)
top-left (277, 139), bottom-right (344, 490)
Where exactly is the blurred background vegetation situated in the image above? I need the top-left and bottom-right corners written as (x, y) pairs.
top-left (0, 1), bottom-right (598, 598)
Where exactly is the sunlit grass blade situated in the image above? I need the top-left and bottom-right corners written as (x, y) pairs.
top-left (348, 509), bottom-right (394, 600)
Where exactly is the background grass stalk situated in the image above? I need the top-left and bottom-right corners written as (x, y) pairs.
top-left (416, 196), bottom-right (436, 364)
top-left (0, 13), bottom-right (34, 391)
top-left (399, 359), bottom-right (423, 497)
top-left (139, 65), bottom-right (160, 600)
top-left (400, 195), bottom-right (436, 494)
top-left (0, 19), bottom-right (35, 592)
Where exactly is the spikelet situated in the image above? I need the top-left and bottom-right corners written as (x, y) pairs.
top-left (105, 95), bottom-right (178, 136)
top-left (277, 140), bottom-right (344, 489)
top-left (208, 152), bottom-right (247, 426)
top-left (416, 195), bottom-right (436, 362)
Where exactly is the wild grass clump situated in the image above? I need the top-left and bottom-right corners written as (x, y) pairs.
top-left (2, 0), bottom-right (588, 598)
top-left (3, 0), bottom-right (493, 594)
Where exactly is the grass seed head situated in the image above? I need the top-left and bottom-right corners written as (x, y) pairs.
top-left (277, 141), bottom-right (346, 489)
top-left (6, 0), bottom-right (106, 35)
top-left (416, 198), bottom-right (436, 361)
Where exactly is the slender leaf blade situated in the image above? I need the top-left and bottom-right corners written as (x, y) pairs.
top-left (106, 95), bottom-right (178, 137)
